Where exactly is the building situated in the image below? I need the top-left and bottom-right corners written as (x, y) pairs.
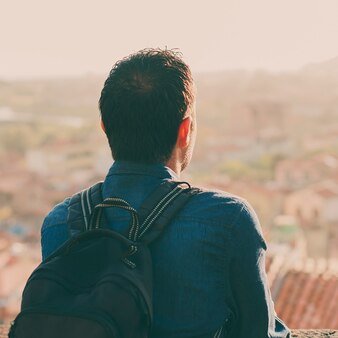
top-left (284, 180), bottom-right (338, 259)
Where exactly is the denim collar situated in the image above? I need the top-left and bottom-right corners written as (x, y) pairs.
top-left (106, 160), bottom-right (179, 180)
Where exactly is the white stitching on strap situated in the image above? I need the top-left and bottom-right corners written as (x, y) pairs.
top-left (140, 185), bottom-right (181, 229)
top-left (213, 325), bottom-right (223, 338)
top-left (86, 188), bottom-right (92, 214)
top-left (95, 208), bottom-right (102, 230)
top-left (80, 191), bottom-right (88, 230)
top-left (138, 188), bottom-right (184, 238)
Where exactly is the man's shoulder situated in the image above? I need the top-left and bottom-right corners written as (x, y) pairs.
top-left (43, 181), bottom-right (104, 229)
top-left (185, 185), bottom-right (266, 246)
top-left (191, 185), bottom-right (246, 202)
top-left (42, 196), bottom-right (71, 231)
top-left (181, 185), bottom-right (251, 228)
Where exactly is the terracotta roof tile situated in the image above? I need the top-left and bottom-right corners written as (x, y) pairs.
top-left (272, 255), bottom-right (338, 329)
top-left (322, 276), bottom-right (338, 328)
top-left (292, 274), bottom-right (316, 328)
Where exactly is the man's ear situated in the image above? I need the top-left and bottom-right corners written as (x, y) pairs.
top-left (177, 116), bottom-right (192, 147)
top-left (100, 119), bottom-right (106, 133)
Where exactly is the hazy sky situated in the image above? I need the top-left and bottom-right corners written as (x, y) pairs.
top-left (1, 0), bottom-right (338, 79)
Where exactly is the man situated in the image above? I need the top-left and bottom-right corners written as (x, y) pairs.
top-left (41, 48), bottom-right (290, 337)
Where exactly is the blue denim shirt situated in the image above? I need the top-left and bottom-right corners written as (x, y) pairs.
top-left (41, 161), bottom-right (290, 338)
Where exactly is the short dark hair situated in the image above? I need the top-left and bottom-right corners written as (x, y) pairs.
top-left (99, 48), bottom-right (195, 163)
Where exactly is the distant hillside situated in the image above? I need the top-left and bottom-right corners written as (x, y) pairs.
top-left (301, 56), bottom-right (338, 77)
top-left (1, 57), bottom-right (338, 118)
top-left (0, 75), bottom-right (104, 117)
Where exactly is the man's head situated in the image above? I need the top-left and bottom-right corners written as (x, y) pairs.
top-left (99, 48), bottom-right (196, 173)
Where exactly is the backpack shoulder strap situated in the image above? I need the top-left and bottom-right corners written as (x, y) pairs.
top-left (137, 180), bottom-right (201, 244)
top-left (67, 181), bottom-right (104, 236)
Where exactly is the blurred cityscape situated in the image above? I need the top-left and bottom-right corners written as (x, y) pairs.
top-left (0, 57), bottom-right (338, 328)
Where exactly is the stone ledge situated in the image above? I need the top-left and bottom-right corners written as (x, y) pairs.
top-left (0, 325), bottom-right (337, 337)
top-left (291, 330), bottom-right (337, 337)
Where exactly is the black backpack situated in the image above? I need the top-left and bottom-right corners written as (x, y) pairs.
top-left (9, 180), bottom-right (198, 338)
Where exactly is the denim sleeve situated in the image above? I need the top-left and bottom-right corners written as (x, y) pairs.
top-left (40, 198), bottom-right (71, 261)
top-left (230, 201), bottom-right (291, 338)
